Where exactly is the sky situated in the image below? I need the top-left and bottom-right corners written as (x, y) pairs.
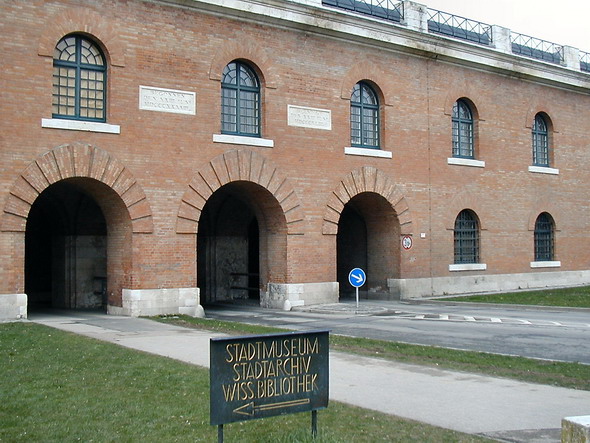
top-left (420, 0), bottom-right (589, 52)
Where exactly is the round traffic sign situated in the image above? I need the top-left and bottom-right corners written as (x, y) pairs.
top-left (348, 268), bottom-right (366, 288)
top-left (402, 235), bottom-right (413, 250)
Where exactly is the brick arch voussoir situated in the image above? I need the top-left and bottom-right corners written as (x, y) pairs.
top-left (340, 63), bottom-right (392, 106)
top-left (524, 103), bottom-right (560, 132)
top-left (38, 7), bottom-right (126, 66)
top-left (527, 203), bottom-right (562, 231)
top-left (1, 143), bottom-right (152, 233)
top-left (208, 40), bottom-right (277, 89)
top-left (176, 150), bottom-right (304, 234)
top-left (443, 89), bottom-right (485, 120)
top-left (444, 193), bottom-right (487, 231)
top-left (322, 167), bottom-right (413, 235)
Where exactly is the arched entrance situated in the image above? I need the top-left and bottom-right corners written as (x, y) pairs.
top-left (25, 178), bottom-right (132, 311)
top-left (197, 181), bottom-right (286, 306)
top-left (337, 192), bottom-right (400, 298)
top-left (26, 180), bottom-right (106, 309)
top-left (1, 143), bottom-right (153, 317)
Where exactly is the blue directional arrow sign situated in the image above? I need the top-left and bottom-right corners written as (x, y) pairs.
top-left (348, 268), bottom-right (366, 288)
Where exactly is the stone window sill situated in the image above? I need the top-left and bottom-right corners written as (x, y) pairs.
top-left (345, 147), bottom-right (392, 158)
top-left (42, 118), bottom-right (120, 134)
top-left (529, 165), bottom-right (559, 175)
top-left (530, 261), bottom-right (561, 268)
top-left (447, 157), bottom-right (485, 168)
top-left (213, 134), bottom-right (274, 148)
top-left (449, 263), bottom-right (487, 272)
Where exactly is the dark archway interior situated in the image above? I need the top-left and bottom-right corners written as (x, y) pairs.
top-left (337, 193), bottom-right (400, 298)
top-left (25, 181), bottom-right (107, 310)
top-left (197, 185), bottom-right (260, 305)
top-left (337, 204), bottom-right (367, 298)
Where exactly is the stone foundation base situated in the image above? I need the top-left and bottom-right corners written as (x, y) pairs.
top-left (108, 287), bottom-right (204, 318)
top-left (262, 282), bottom-right (339, 310)
top-left (389, 270), bottom-right (590, 300)
top-left (0, 293), bottom-right (27, 322)
top-left (562, 416), bottom-right (590, 442)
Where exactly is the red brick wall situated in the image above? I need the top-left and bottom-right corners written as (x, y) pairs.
top-left (1, 0), bottom-right (589, 298)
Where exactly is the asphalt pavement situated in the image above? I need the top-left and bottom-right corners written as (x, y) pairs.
top-left (206, 298), bottom-right (590, 364)
top-left (28, 303), bottom-right (590, 443)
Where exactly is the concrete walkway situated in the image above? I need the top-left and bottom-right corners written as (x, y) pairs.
top-left (29, 310), bottom-right (590, 442)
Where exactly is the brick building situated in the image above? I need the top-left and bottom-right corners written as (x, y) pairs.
top-left (1, 0), bottom-right (589, 320)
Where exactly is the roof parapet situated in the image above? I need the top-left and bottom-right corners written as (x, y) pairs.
top-left (321, 0), bottom-right (587, 73)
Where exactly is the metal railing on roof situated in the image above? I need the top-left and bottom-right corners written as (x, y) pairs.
top-left (321, 0), bottom-right (403, 23)
top-left (427, 9), bottom-right (492, 46)
top-left (510, 32), bottom-right (564, 64)
top-left (320, 1), bottom-right (588, 74)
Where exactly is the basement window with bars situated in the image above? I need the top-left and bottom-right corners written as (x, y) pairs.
top-left (53, 35), bottom-right (106, 122)
top-left (454, 209), bottom-right (480, 264)
top-left (534, 212), bottom-right (555, 261)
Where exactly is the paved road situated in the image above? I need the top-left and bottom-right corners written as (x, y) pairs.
top-left (28, 310), bottom-right (590, 443)
top-left (204, 299), bottom-right (590, 364)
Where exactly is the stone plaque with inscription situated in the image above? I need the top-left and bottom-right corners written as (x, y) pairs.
top-left (210, 330), bottom-right (329, 426)
top-left (287, 105), bottom-right (331, 130)
top-left (139, 86), bottom-right (196, 115)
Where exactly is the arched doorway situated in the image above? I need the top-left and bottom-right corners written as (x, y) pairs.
top-left (2, 143), bottom-right (153, 317)
top-left (26, 180), bottom-right (106, 310)
top-left (25, 178), bottom-right (132, 311)
top-left (337, 192), bottom-right (400, 298)
top-left (197, 181), bottom-right (285, 306)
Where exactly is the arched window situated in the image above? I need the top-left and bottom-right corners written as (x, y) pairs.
top-left (452, 100), bottom-right (474, 158)
top-left (534, 212), bottom-right (555, 261)
top-left (351, 82), bottom-right (380, 149)
top-left (532, 114), bottom-right (550, 167)
top-left (454, 210), bottom-right (479, 264)
top-left (221, 61), bottom-right (260, 137)
top-left (53, 35), bottom-right (106, 122)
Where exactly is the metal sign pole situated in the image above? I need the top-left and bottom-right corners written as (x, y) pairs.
top-left (348, 268), bottom-right (365, 313)
top-left (311, 410), bottom-right (318, 438)
top-left (218, 424), bottom-right (223, 443)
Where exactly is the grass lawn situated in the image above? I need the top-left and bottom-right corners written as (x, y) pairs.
top-left (156, 316), bottom-right (590, 391)
top-left (442, 286), bottom-right (590, 308)
top-left (1, 322), bottom-right (490, 442)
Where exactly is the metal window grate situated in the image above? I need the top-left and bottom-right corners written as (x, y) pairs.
top-left (581, 51), bottom-right (590, 73)
top-left (322, 0), bottom-right (403, 23)
top-left (534, 213), bottom-right (554, 261)
top-left (454, 210), bottom-right (479, 264)
top-left (427, 9), bottom-right (492, 46)
top-left (510, 32), bottom-right (563, 64)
